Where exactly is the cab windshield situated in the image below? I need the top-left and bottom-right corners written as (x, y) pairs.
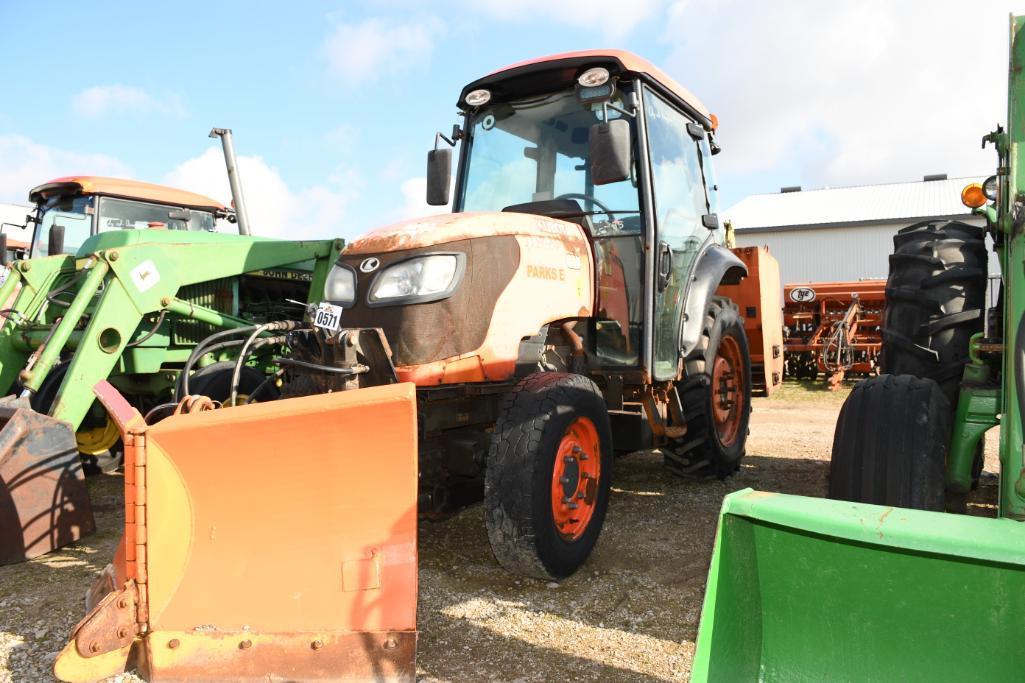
top-left (459, 86), bottom-right (641, 235)
top-left (33, 195), bottom-right (217, 256)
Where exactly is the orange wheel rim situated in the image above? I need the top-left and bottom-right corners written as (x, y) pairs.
top-left (550, 416), bottom-right (601, 541)
top-left (711, 335), bottom-right (745, 446)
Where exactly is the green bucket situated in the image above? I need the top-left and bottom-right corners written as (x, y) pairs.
top-left (692, 489), bottom-right (1025, 682)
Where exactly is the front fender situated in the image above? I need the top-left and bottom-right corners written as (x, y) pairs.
top-left (679, 244), bottom-right (747, 357)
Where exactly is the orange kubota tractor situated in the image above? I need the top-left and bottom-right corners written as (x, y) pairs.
top-left (56, 51), bottom-right (762, 681)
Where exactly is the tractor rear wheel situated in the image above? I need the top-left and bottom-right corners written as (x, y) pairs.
top-left (882, 220), bottom-right (987, 407)
top-left (484, 372), bottom-right (613, 580)
top-left (188, 361), bottom-right (279, 405)
top-left (31, 362), bottom-right (121, 475)
top-left (829, 374), bottom-right (950, 511)
top-left (669, 297), bottom-right (752, 478)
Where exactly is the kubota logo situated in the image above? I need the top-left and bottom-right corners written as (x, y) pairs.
top-left (360, 257), bottom-right (380, 273)
top-left (789, 287), bottom-right (816, 303)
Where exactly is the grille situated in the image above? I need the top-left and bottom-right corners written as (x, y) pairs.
top-left (173, 278), bottom-right (235, 345)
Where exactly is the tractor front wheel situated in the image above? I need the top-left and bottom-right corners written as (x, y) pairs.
top-left (484, 372), bottom-right (613, 580)
top-left (829, 374), bottom-right (950, 511)
top-left (670, 297), bottom-right (752, 478)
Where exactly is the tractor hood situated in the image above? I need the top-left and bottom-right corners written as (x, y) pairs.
top-left (343, 211), bottom-right (587, 255)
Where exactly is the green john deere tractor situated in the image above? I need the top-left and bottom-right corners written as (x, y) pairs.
top-left (693, 15), bottom-right (1025, 682)
top-left (0, 129), bottom-right (340, 565)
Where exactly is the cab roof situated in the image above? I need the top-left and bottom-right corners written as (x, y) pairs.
top-left (459, 49), bottom-right (713, 127)
top-left (28, 176), bottom-right (226, 212)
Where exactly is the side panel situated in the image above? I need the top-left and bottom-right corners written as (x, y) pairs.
top-left (717, 246), bottom-right (783, 395)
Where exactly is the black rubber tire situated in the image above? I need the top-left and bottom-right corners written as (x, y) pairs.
top-left (829, 374), bottom-right (950, 511)
top-left (31, 361), bottom-right (121, 476)
top-left (484, 372), bottom-right (613, 580)
top-left (188, 361), bottom-right (278, 404)
top-left (671, 296), bottom-right (752, 478)
top-left (882, 220), bottom-right (987, 407)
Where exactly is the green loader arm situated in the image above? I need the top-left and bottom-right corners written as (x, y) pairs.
top-left (0, 231), bottom-right (341, 431)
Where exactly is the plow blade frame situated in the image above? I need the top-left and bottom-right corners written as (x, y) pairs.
top-left (0, 395), bottom-right (94, 565)
top-left (55, 381), bottom-right (419, 682)
top-left (693, 489), bottom-right (1025, 683)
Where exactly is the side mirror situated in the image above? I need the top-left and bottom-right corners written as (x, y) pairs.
top-left (589, 118), bottom-right (631, 185)
top-left (426, 148), bottom-right (452, 206)
top-left (0, 233), bottom-right (8, 267)
top-left (48, 224), bottom-right (65, 256)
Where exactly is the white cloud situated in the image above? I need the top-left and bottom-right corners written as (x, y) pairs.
top-left (398, 176), bottom-right (451, 220)
top-left (322, 17), bottom-right (441, 83)
top-left (0, 135), bottom-right (132, 204)
top-left (163, 147), bottom-right (362, 240)
top-left (661, 0), bottom-right (1008, 190)
top-left (469, 0), bottom-right (665, 40)
top-left (72, 85), bottom-right (186, 119)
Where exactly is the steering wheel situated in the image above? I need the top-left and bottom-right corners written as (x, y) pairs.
top-left (555, 193), bottom-right (616, 223)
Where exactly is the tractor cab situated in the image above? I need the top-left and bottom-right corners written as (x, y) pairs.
top-left (427, 50), bottom-right (732, 377)
top-left (26, 176), bottom-right (231, 258)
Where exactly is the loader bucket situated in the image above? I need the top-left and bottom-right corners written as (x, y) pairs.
top-left (693, 489), bottom-right (1025, 683)
top-left (55, 381), bottom-right (419, 683)
top-left (0, 395), bottom-right (95, 565)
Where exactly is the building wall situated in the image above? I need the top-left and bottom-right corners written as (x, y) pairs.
top-left (735, 216), bottom-right (995, 286)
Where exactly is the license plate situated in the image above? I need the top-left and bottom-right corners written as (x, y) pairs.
top-left (313, 302), bottom-right (344, 333)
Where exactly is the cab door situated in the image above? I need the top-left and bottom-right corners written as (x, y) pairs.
top-left (642, 87), bottom-right (715, 381)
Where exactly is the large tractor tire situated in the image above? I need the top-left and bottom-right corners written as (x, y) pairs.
top-left (829, 374), bottom-right (950, 511)
top-left (188, 361), bottom-right (278, 404)
top-left (882, 220), bottom-right (987, 407)
top-left (670, 296), bottom-right (752, 478)
top-left (31, 362), bottom-right (121, 475)
top-left (485, 372), bottom-right (613, 580)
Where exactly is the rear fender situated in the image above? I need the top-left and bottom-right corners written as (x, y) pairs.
top-left (679, 244), bottom-right (746, 357)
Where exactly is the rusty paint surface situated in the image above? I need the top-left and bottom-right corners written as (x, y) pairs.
top-left (142, 630), bottom-right (415, 682)
top-left (345, 213), bottom-right (594, 385)
top-left (343, 211), bottom-right (588, 255)
top-left (70, 581), bottom-right (139, 657)
top-left (0, 395), bottom-right (95, 565)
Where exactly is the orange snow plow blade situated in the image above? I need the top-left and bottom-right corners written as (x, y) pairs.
top-left (54, 381), bottom-right (419, 682)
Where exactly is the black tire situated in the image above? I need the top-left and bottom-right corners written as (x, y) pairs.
top-left (484, 372), bottom-right (613, 580)
top-left (829, 374), bottom-right (950, 511)
top-left (670, 296), bottom-right (752, 478)
top-left (188, 361), bottom-right (279, 404)
top-left (882, 220), bottom-right (987, 407)
top-left (31, 361), bottom-right (121, 475)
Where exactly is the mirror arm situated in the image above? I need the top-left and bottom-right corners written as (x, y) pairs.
top-left (601, 101), bottom-right (637, 122)
top-left (434, 131), bottom-right (456, 150)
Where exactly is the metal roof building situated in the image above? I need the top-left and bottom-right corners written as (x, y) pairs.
top-left (725, 175), bottom-right (991, 285)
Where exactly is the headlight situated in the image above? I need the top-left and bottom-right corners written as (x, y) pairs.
top-left (369, 253), bottom-right (464, 305)
top-left (983, 174), bottom-right (998, 201)
top-left (323, 263), bottom-right (356, 306)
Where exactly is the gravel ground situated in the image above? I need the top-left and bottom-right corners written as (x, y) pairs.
top-left (0, 380), bottom-right (1000, 682)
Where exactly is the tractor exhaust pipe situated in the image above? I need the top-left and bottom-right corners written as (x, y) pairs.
top-left (209, 127), bottom-right (252, 236)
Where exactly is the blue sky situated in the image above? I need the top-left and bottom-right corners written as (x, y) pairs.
top-left (0, 1), bottom-right (1016, 239)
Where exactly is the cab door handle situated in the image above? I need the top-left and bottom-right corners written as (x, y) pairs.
top-left (657, 241), bottom-right (673, 292)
